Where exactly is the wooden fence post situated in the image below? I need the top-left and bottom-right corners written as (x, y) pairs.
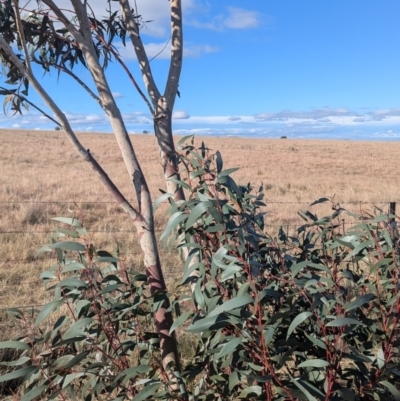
top-left (389, 202), bottom-right (397, 232)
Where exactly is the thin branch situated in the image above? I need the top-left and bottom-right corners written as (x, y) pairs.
top-left (12, 0), bottom-right (32, 74)
top-left (149, 34), bottom-right (171, 63)
top-left (0, 32), bottom-right (140, 221)
top-left (0, 86), bottom-right (60, 126)
top-left (118, 0), bottom-right (161, 106)
top-left (69, 0), bottom-right (150, 214)
top-left (31, 59), bottom-right (103, 107)
top-left (40, 0), bottom-right (82, 40)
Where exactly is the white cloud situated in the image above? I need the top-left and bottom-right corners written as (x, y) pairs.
top-left (115, 41), bottom-right (218, 60)
top-left (3, 106), bottom-right (400, 141)
top-left (224, 7), bottom-right (262, 29)
top-left (32, 0), bottom-right (196, 38)
top-left (254, 108), bottom-right (356, 122)
top-left (112, 92), bottom-right (124, 99)
top-left (184, 44), bottom-right (219, 58)
top-left (172, 110), bottom-right (190, 119)
top-left (188, 6), bottom-right (264, 31)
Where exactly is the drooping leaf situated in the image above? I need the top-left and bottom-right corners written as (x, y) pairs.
top-left (344, 294), bottom-right (375, 312)
top-left (326, 318), bottom-right (364, 327)
top-left (35, 300), bottom-right (62, 326)
top-left (51, 241), bottom-right (86, 252)
top-left (0, 341), bottom-right (31, 351)
top-left (215, 150), bottom-right (223, 173)
top-left (186, 201), bottom-right (215, 229)
top-left (309, 197), bottom-right (329, 206)
top-left (21, 385), bottom-right (48, 401)
top-left (0, 356), bottom-right (30, 367)
top-left (169, 311), bottom-right (192, 334)
top-left (207, 295), bottom-right (253, 318)
top-left (217, 167), bottom-right (240, 178)
top-left (380, 381), bottom-right (400, 400)
top-left (287, 311), bottom-right (313, 339)
top-left (187, 314), bottom-right (231, 333)
top-left (52, 217), bottom-right (81, 227)
top-left (297, 359), bottom-right (329, 368)
top-left (216, 337), bottom-right (242, 359)
top-left (0, 366), bottom-right (38, 383)
top-left (132, 382), bottom-right (162, 401)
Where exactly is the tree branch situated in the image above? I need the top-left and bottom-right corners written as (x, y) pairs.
top-left (12, 0), bottom-right (32, 74)
top-left (118, 0), bottom-right (161, 106)
top-left (0, 32), bottom-right (140, 222)
top-left (0, 86), bottom-right (60, 126)
top-left (92, 28), bottom-right (154, 115)
top-left (164, 0), bottom-right (183, 109)
top-left (68, 0), bottom-right (150, 213)
top-left (40, 0), bottom-right (83, 41)
top-left (31, 59), bottom-right (103, 108)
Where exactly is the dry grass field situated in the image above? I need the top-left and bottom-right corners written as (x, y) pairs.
top-left (0, 128), bottom-right (399, 396)
top-left (0, 129), bottom-right (399, 301)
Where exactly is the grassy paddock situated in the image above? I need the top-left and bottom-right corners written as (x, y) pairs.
top-left (0, 129), bottom-right (399, 287)
top-left (1, 129), bottom-right (400, 300)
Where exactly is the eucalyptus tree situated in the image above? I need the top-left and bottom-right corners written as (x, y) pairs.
top-left (0, 0), bottom-right (186, 388)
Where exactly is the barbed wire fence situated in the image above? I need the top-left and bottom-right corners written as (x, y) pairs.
top-left (0, 199), bottom-right (397, 313)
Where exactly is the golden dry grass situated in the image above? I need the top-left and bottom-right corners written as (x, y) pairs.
top-left (0, 128), bottom-right (400, 397)
top-left (1, 128), bottom-right (399, 310)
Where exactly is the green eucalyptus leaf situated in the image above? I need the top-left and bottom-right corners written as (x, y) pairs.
top-left (217, 167), bottom-right (239, 178)
top-left (160, 211), bottom-right (187, 246)
top-left (0, 341), bottom-right (31, 351)
top-left (63, 351), bottom-right (90, 369)
top-left (0, 356), bottom-right (31, 367)
top-left (380, 381), bottom-right (400, 400)
top-left (326, 318), bottom-right (364, 327)
top-left (215, 150), bottom-right (223, 173)
top-left (207, 295), bottom-right (253, 318)
top-left (187, 314), bottom-right (231, 333)
top-left (132, 382), bottom-right (162, 401)
top-left (169, 311), bottom-right (192, 334)
top-left (35, 300), bottom-right (62, 326)
top-left (153, 192), bottom-right (173, 211)
top-left (0, 366), bottom-right (38, 383)
top-left (290, 377), bottom-right (318, 401)
top-left (62, 372), bottom-right (86, 389)
top-left (344, 294), bottom-right (375, 312)
top-left (21, 384), bottom-right (48, 401)
top-left (216, 337), bottom-right (242, 359)
top-left (177, 134), bottom-right (194, 149)
top-left (287, 311), bottom-right (313, 339)
top-left (335, 388), bottom-right (355, 401)
top-left (348, 239), bottom-right (374, 257)
top-left (52, 217), bottom-right (81, 227)
top-left (186, 201), bottom-right (215, 229)
top-left (51, 241), bottom-right (86, 252)
top-left (239, 386), bottom-right (262, 398)
top-left (297, 359), bottom-right (329, 368)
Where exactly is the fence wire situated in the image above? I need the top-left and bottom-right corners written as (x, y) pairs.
top-left (0, 199), bottom-right (397, 313)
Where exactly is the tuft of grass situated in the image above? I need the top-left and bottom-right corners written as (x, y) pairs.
top-left (18, 203), bottom-right (48, 225)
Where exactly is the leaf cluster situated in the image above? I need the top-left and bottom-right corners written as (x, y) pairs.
top-left (0, 1), bottom-right (144, 114)
top-left (157, 137), bottom-right (400, 400)
top-left (0, 218), bottom-right (185, 401)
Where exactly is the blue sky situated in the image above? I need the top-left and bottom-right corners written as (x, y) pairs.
top-left (1, 0), bottom-right (400, 140)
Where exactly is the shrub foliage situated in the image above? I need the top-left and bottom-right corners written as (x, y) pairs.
top-left (1, 138), bottom-right (399, 400)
